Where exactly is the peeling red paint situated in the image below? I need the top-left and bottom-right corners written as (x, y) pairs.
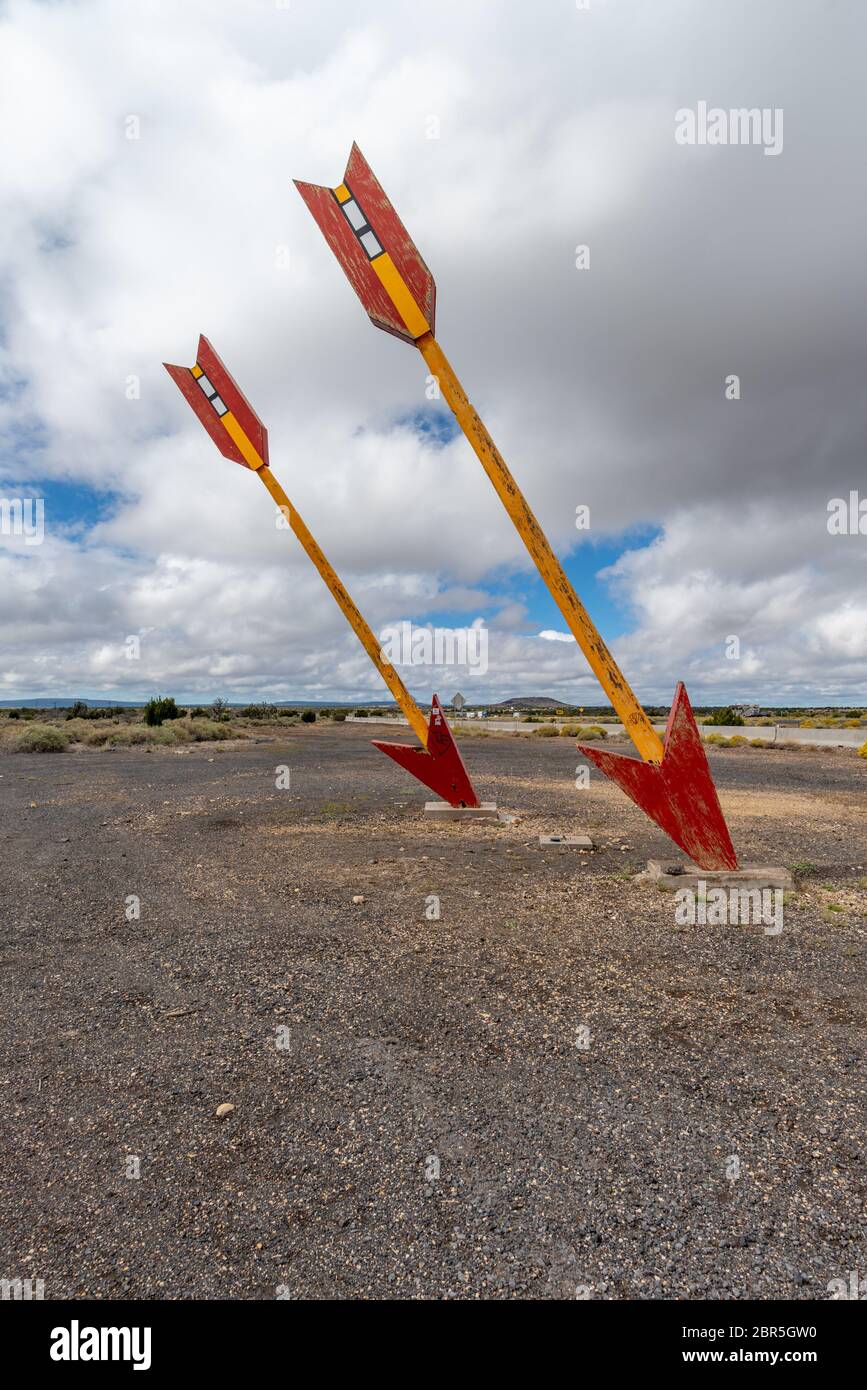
top-left (294, 144), bottom-right (435, 344)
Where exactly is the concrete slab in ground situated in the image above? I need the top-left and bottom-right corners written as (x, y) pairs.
top-left (539, 834), bottom-right (595, 849)
top-left (637, 858), bottom-right (794, 890)
top-left (424, 800), bottom-right (501, 822)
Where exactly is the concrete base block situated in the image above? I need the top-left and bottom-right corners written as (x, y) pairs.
top-left (539, 834), bottom-right (595, 849)
top-left (424, 801), bottom-right (503, 822)
top-left (637, 859), bottom-right (794, 891)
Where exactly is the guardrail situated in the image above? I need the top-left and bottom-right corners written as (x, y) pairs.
top-left (344, 715), bottom-right (866, 748)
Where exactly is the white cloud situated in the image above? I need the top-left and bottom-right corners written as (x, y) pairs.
top-left (0, 0), bottom-right (865, 703)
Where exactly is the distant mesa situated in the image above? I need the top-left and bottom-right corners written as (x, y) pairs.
top-left (488, 695), bottom-right (582, 711)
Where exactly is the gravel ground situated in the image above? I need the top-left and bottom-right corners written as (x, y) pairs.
top-left (1, 724), bottom-right (864, 1300)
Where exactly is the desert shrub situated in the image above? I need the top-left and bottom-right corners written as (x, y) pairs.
top-left (16, 724), bottom-right (70, 753)
top-left (332, 711), bottom-right (347, 722)
top-left (534, 725), bottom-right (560, 736)
top-left (239, 703), bottom-right (279, 720)
top-left (67, 704), bottom-right (118, 721)
top-left (301, 710), bottom-right (316, 723)
top-left (178, 718), bottom-right (233, 742)
top-left (188, 707), bottom-right (206, 718)
top-left (859, 742), bottom-right (867, 759)
top-left (108, 726), bottom-right (150, 745)
top-left (144, 696), bottom-right (180, 727)
top-left (82, 728), bottom-right (111, 746)
top-left (354, 708), bottom-right (368, 718)
top-left (6, 709), bottom-right (20, 720)
top-left (705, 707), bottom-right (744, 726)
top-left (728, 734), bottom-right (748, 746)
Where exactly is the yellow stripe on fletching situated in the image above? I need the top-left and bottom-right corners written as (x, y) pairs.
top-left (334, 184), bottom-right (351, 204)
top-left (372, 253), bottom-right (430, 339)
top-left (222, 412), bottom-right (265, 471)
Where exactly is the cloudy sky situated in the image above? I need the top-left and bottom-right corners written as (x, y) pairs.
top-left (1, 0), bottom-right (865, 707)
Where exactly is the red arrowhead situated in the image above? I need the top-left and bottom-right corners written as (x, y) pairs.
top-left (371, 695), bottom-right (481, 808)
top-left (577, 682), bottom-right (738, 870)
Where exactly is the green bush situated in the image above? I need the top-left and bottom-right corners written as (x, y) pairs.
top-left (144, 696), bottom-right (180, 727)
top-left (354, 709), bottom-right (368, 718)
top-left (705, 707), bottom-right (744, 726)
top-left (239, 703), bottom-right (279, 720)
top-left (301, 710), bottom-right (316, 723)
top-left (16, 724), bottom-right (70, 753)
top-left (6, 709), bottom-right (20, 720)
top-left (332, 711), bottom-right (347, 722)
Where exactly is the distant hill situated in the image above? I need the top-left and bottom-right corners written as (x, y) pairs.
top-left (0, 698), bottom-right (141, 709)
top-left (488, 696), bottom-right (584, 711)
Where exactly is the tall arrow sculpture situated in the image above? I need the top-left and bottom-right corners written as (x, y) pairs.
top-left (295, 145), bottom-right (737, 869)
top-left (164, 334), bottom-right (481, 809)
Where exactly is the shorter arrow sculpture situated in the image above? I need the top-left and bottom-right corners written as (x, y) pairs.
top-left (295, 145), bottom-right (739, 870)
top-left (163, 334), bottom-right (481, 809)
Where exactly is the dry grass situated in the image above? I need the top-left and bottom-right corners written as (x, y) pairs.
top-left (0, 708), bottom-right (327, 754)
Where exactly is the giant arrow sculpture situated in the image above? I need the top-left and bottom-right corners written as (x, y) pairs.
top-left (295, 145), bottom-right (737, 869)
top-left (164, 334), bottom-right (481, 809)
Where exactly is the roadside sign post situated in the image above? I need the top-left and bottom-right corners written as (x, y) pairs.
top-left (164, 335), bottom-right (481, 809)
top-left (295, 146), bottom-right (737, 869)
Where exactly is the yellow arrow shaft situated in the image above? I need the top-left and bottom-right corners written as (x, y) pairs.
top-left (417, 333), bottom-right (664, 764)
top-left (257, 466), bottom-right (430, 748)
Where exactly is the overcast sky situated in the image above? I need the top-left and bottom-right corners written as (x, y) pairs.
top-left (1, 0), bottom-right (865, 707)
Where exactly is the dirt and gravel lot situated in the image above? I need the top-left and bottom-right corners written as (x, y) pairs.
top-left (1, 723), bottom-right (864, 1300)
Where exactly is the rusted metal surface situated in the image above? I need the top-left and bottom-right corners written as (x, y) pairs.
top-left (372, 695), bottom-right (481, 808)
top-left (577, 683), bottom-right (739, 871)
